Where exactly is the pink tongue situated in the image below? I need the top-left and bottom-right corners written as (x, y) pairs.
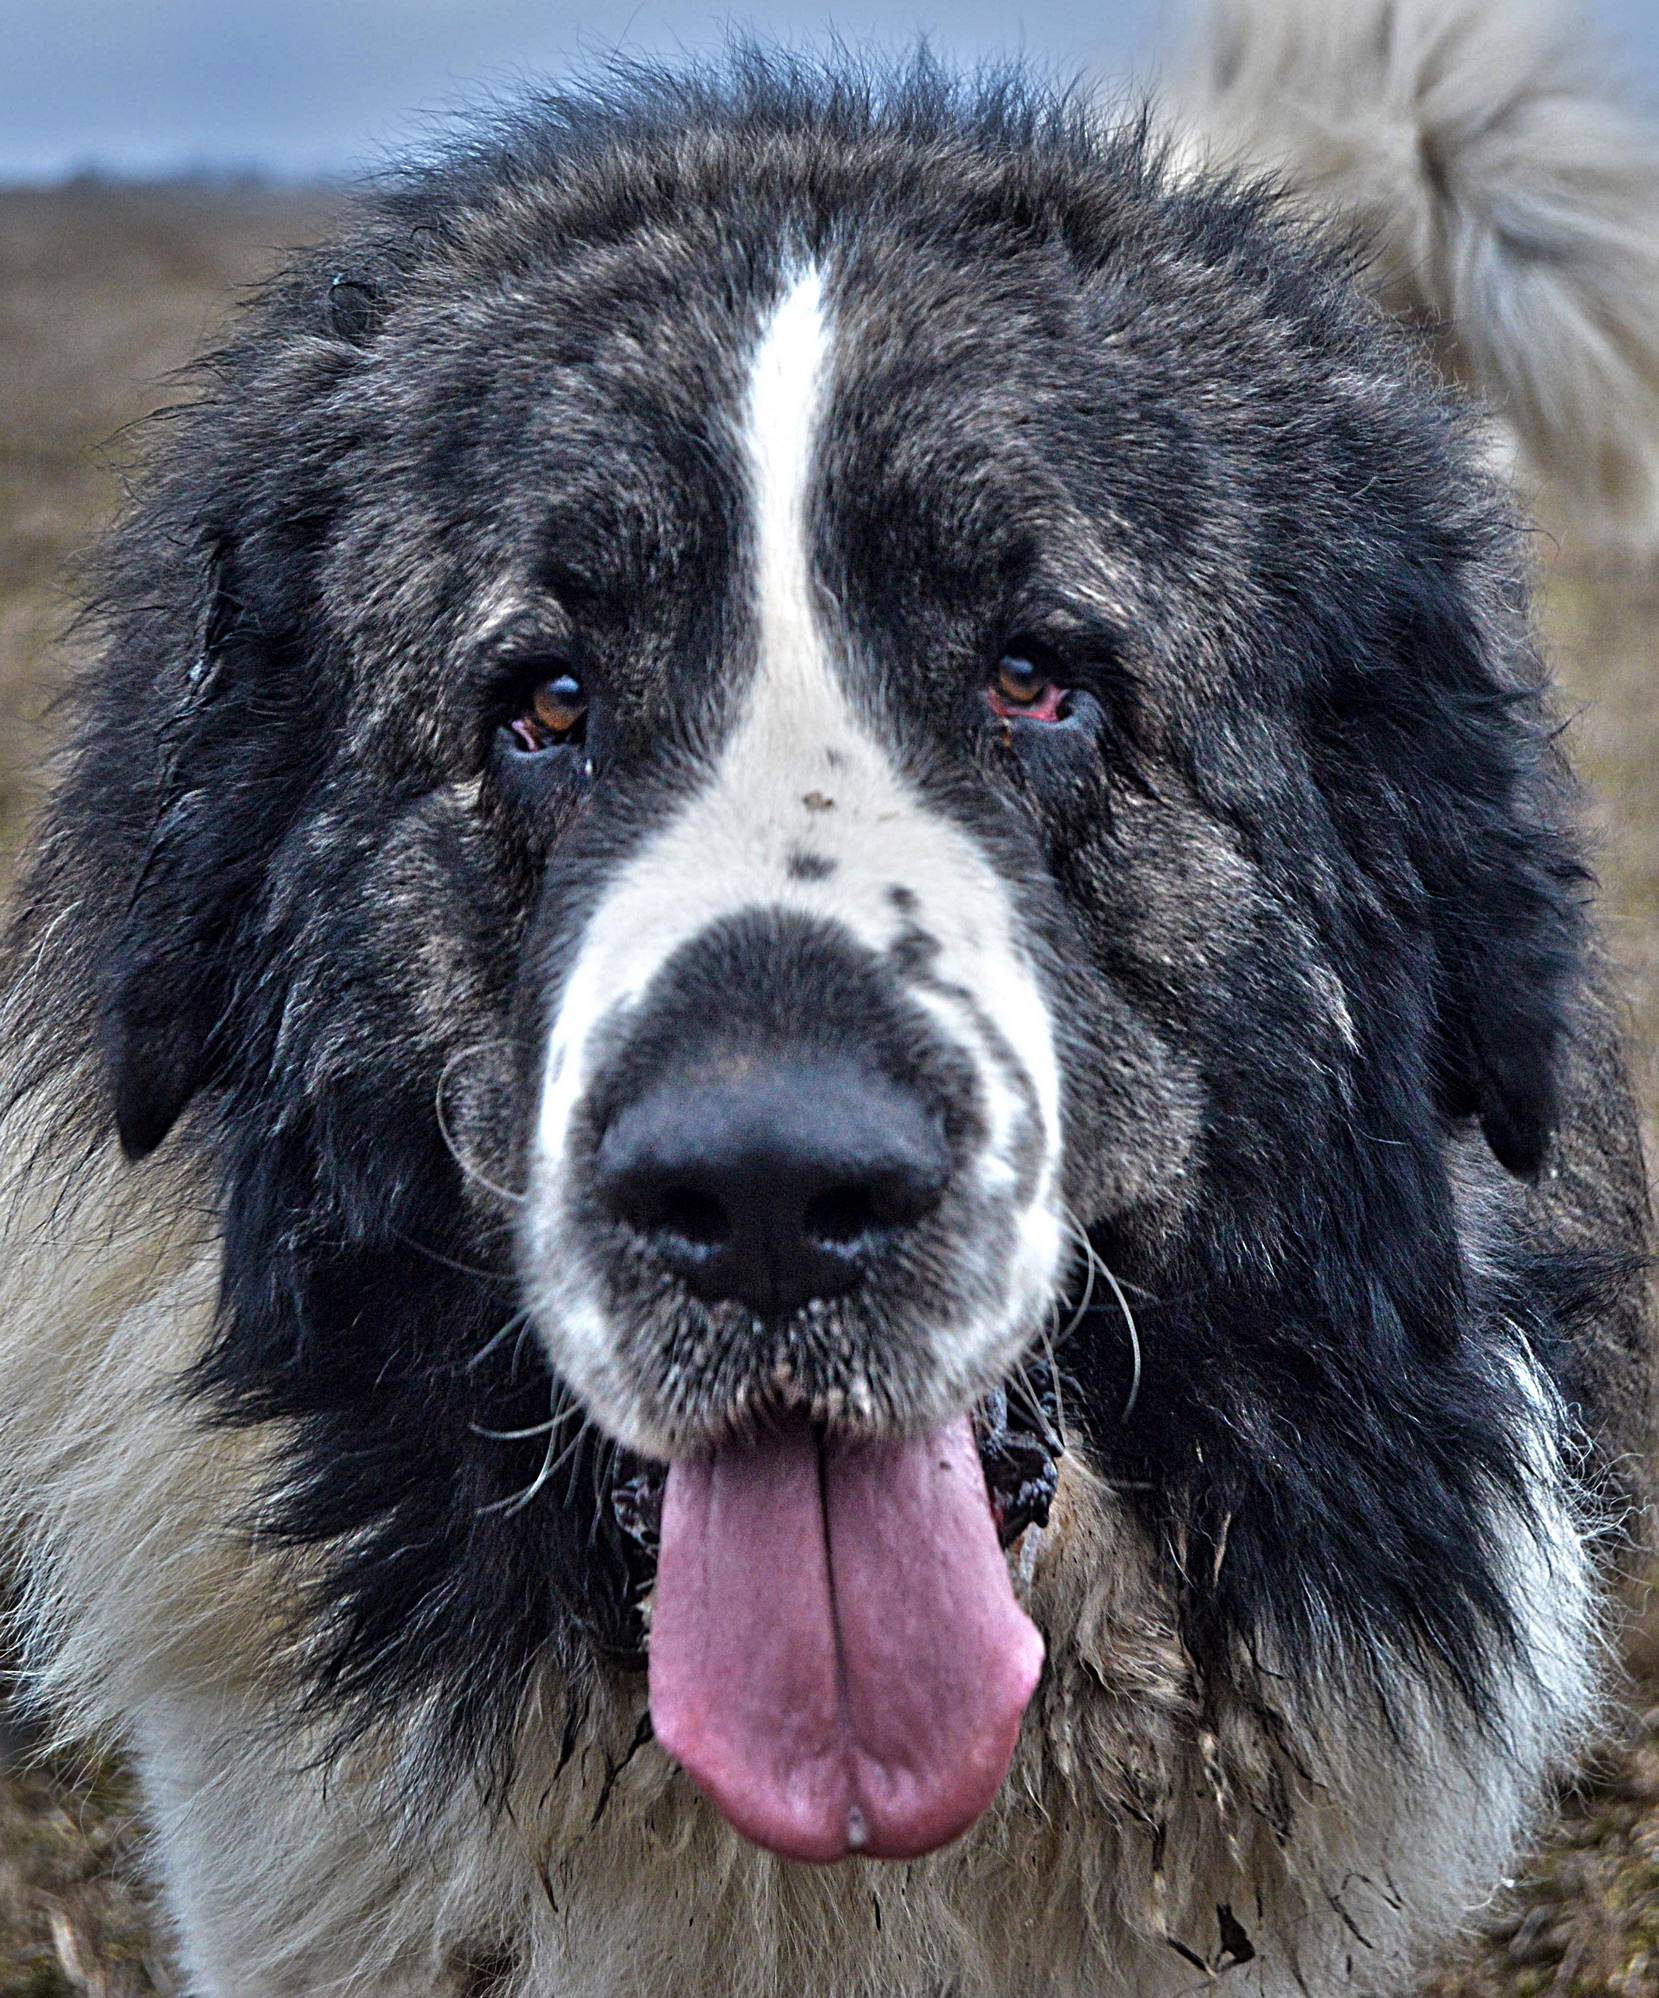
top-left (648, 1415), bottom-right (1044, 1862)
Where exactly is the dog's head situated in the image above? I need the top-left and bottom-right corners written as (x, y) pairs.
top-left (33, 67), bottom-right (1588, 1828)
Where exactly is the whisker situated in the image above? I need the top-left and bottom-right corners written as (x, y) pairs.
top-left (1003, 1350), bottom-right (1061, 1447)
top-left (469, 1400), bottom-right (586, 1444)
top-left (1037, 1314), bottom-right (1072, 1455)
top-left (1057, 1210), bottom-right (1100, 1345)
top-left (466, 1308), bottom-right (533, 1372)
top-left (478, 1386), bottom-right (583, 1517)
top-left (582, 1431), bottom-right (623, 1533)
top-left (510, 1315), bottom-right (543, 1377)
top-left (1061, 1205), bottom-right (1144, 1427)
top-left (533, 1413), bottom-right (600, 1511)
top-left (1100, 1259), bottom-right (1143, 1424)
top-left (392, 1225), bottom-right (513, 1286)
top-left (434, 1040), bottom-right (528, 1209)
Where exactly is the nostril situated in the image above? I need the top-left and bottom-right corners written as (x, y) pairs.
top-left (650, 1185), bottom-right (730, 1254)
top-left (616, 1178), bottom-right (730, 1255)
top-left (804, 1161), bottom-right (944, 1254)
top-left (804, 1183), bottom-right (882, 1252)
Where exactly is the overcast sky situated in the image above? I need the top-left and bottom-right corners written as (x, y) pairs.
top-left (4, 0), bottom-right (1657, 182)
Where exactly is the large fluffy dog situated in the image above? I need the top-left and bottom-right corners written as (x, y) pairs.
top-left (2, 5), bottom-right (1655, 1995)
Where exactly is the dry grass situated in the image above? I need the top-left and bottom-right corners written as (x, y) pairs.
top-left (0, 181), bottom-right (1654, 1997)
top-left (0, 182), bottom-right (331, 890)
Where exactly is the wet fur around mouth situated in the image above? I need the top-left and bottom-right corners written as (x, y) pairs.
top-left (0, 29), bottom-right (1653, 1998)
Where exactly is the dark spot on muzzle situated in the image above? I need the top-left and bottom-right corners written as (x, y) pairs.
top-left (786, 847), bottom-right (836, 882)
top-left (593, 1053), bottom-right (948, 1316)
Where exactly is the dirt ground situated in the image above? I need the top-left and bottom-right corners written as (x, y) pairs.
top-left (0, 181), bottom-right (1655, 1997)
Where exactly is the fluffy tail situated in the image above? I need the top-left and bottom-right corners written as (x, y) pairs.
top-left (1169, 0), bottom-right (1659, 551)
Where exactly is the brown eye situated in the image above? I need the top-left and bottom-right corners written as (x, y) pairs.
top-left (988, 651), bottom-right (1068, 723)
top-left (509, 671), bottom-right (588, 752)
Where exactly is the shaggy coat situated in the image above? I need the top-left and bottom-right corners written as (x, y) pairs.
top-left (1, 44), bottom-right (1652, 1998)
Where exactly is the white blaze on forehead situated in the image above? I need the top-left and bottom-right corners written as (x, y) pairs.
top-left (534, 266), bottom-right (1062, 1298)
top-left (748, 266), bottom-right (829, 699)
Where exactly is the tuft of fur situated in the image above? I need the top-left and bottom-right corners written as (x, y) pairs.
top-left (1172, 0), bottom-right (1659, 549)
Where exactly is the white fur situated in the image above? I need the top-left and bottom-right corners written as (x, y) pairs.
top-left (526, 266), bottom-right (1064, 1456)
top-left (1169, 0), bottom-right (1659, 551)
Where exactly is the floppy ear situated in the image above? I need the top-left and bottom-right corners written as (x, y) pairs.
top-left (1420, 632), bottom-right (1585, 1182)
top-left (1434, 893), bottom-right (1576, 1182)
top-left (1363, 610), bottom-right (1583, 1182)
top-left (100, 533), bottom-right (277, 1158)
top-left (105, 824), bottom-right (227, 1159)
top-left (1305, 547), bottom-right (1585, 1184)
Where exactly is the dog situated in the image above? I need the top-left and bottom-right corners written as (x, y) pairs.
top-left (1, 7), bottom-right (1655, 1995)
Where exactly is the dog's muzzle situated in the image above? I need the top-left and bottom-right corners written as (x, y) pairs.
top-left (526, 909), bottom-right (1067, 1863)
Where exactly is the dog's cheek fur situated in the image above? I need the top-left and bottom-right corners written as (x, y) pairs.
top-left (1026, 500), bottom-right (1602, 1728)
top-left (182, 785), bottom-right (671, 1749)
top-left (26, 558), bottom-right (631, 1760)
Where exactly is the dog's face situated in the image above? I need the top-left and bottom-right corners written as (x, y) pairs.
top-left (509, 260), bottom-right (1196, 1458)
top-left (62, 87), bottom-right (1584, 1782)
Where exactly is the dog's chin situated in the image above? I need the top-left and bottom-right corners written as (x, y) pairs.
top-left (526, 1244), bottom-right (1062, 1463)
top-left (541, 1316), bottom-right (1056, 1469)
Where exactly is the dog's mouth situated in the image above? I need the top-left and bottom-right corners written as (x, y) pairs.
top-left (601, 1374), bottom-right (1061, 1863)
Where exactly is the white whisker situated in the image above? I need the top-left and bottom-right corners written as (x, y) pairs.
top-left (435, 1041), bottom-right (527, 1209)
top-left (1100, 1258), bottom-right (1143, 1424)
top-left (469, 1399), bottom-right (585, 1444)
top-left (475, 1380), bottom-right (580, 1516)
top-left (1060, 1205), bottom-right (1143, 1426)
top-left (465, 1308), bottom-right (533, 1371)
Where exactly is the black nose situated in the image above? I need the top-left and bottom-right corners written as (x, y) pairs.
top-left (593, 1056), bottom-right (949, 1315)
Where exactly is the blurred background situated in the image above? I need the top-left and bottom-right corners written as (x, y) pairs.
top-left (5, 0), bottom-right (1659, 182)
top-left (1, 3), bottom-right (1656, 1993)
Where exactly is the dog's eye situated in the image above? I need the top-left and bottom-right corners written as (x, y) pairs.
top-left (988, 650), bottom-right (1068, 723)
top-left (508, 672), bottom-right (588, 753)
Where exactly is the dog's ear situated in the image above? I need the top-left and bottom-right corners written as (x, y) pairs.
top-left (1420, 633), bottom-right (1583, 1183)
top-left (100, 533), bottom-right (287, 1158)
top-left (1433, 869), bottom-right (1578, 1182)
top-left (1423, 663), bottom-right (1575, 1174)
top-left (1321, 589), bottom-right (1584, 1183)
top-left (105, 825), bottom-right (225, 1160)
